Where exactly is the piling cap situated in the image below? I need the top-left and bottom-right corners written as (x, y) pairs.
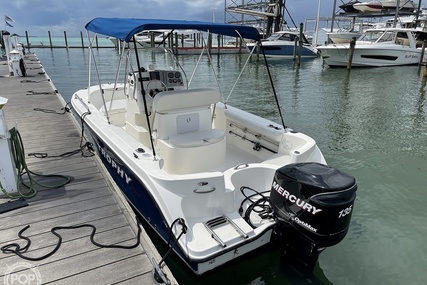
top-left (0, 97), bottom-right (8, 109)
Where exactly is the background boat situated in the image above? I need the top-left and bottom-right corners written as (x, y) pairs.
top-left (353, 1), bottom-right (384, 12)
top-left (318, 27), bottom-right (427, 67)
top-left (339, 1), bottom-right (362, 13)
top-left (246, 30), bottom-right (317, 58)
top-left (381, 0), bottom-right (418, 12)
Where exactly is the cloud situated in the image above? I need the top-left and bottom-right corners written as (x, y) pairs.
top-left (3, 0), bottom-right (332, 36)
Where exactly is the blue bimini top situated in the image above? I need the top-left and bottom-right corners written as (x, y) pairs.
top-left (85, 17), bottom-right (261, 42)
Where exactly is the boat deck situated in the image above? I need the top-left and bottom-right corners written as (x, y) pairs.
top-left (0, 53), bottom-right (177, 284)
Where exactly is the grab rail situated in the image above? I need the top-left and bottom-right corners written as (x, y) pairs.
top-left (74, 94), bottom-right (91, 114)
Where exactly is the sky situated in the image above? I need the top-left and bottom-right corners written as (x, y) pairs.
top-left (1, 0), bottom-right (336, 37)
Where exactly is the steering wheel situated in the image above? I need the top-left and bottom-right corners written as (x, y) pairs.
top-left (147, 80), bottom-right (167, 97)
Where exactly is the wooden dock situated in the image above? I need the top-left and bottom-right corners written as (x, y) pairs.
top-left (0, 54), bottom-right (177, 284)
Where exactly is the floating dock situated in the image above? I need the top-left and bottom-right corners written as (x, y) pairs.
top-left (0, 53), bottom-right (177, 284)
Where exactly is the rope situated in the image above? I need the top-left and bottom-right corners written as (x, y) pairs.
top-left (239, 187), bottom-right (274, 229)
top-left (28, 107), bottom-right (95, 159)
top-left (20, 79), bottom-right (50, 83)
top-left (78, 112), bottom-right (95, 157)
top-left (157, 218), bottom-right (187, 267)
top-left (26, 90), bottom-right (58, 95)
top-left (33, 102), bottom-right (72, 115)
top-left (27, 141), bottom-right (94, 158)
top-left (1, 219), bottom-right (142, 261)
top-left (0, 127), bottom-right (71, 199)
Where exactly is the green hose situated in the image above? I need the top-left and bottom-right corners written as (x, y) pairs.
top-left (1, 127), bottom-right (71, 199)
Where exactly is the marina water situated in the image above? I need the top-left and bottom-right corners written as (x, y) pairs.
top-left (29, 44), bottom-right (427, 285)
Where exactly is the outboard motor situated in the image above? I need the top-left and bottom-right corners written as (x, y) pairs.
top-left (270, 162), bottom-right (357, 266)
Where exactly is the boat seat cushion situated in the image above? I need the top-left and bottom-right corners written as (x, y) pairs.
top-left (168, 129), bottom-right (225, 148)
top-left (153, 87), bottom-right (220, 113)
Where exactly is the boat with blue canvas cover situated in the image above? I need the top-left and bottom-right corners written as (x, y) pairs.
top-left (71, 17), bottom-right (357, 276)
top-left (246, 30), bottom-right (318, 58)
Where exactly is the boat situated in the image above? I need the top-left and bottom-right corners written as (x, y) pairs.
top-left (246, 30), bottom-right (318, 58)
top-left (134, 29), bottom-right (196, 48)
top-left (71, 17), bottom-right (357, 276)
top-left (317, 27), bottom-right (427, 67)
top-left (326, 29), bottom-right (362, 44)
top-left (352, 0), bottom-right (417, 13)
top-left (339, 1), bottom-right (362, 13)
top-left (326, 22), bottom-right (376, 44)
top-left (326, 25), bottom-right (363, 44)
top-left (381, 0), bottom-right (417, 12)
top-left (353, 1), bottom-right (383, 12)
top-left (109, 29), bottom-right (197, 49)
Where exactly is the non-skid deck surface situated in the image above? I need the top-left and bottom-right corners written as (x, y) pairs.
top-left (0, 53), bottom-right (176, 284)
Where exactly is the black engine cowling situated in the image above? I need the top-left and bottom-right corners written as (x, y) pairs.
top-left (270, 162), bottom-right (357, 265)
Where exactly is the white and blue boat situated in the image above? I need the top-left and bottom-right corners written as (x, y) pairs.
top-left (71, 17), bottom-right (357, 276)
top-left (246, 30), bottom-right (318, 58)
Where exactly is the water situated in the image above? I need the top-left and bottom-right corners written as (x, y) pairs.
top-left (29, 46), bottom-right (427, 285)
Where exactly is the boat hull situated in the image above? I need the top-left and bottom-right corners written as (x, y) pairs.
top-left (339, 1), bottom-right (361, 13)
top-left (85, 120), bottom-right (275, 274)
top-left (248, 43), bottom-right (317, 58)
top-left (353, 3), bottom-right (383, 13)
top-left (381, 0), bottom-right (417, 12)
top-left (75, 17), bottom-right (358, 277)
top-left (70, 83), bottom-right (290, 275)
top-left (318, 44), bottom-right (421, 67)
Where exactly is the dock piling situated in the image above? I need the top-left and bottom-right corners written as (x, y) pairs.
top-left (48, 31), bottom-right (53, 48)
top-left (298, 23), bottom-right (304, 66)
top-left (293, 37), bottom-right (297, 60)
top-left (419, 40), bottom-right (426, 76)
top-left (25, 31), bottom-right (30, 50)
top-left (347, 37), bottom-right (357, 70)
top-left (80, 31), bottom-right (85, 48)
top-left (217, 34), bottom-right (221, 54)
top-left (64, 31), bottom-right (68, 48)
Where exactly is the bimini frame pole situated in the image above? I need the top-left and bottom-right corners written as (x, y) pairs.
top-left (225, 30), bottom-right (287, 130)
top-left (86, 31), bottom-right (110, 124)
top-left (260, 42), bottom-right (287, 130)
top-left (132, 37), bottom-right (157, 158)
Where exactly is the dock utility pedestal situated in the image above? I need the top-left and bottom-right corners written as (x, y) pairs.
top-left (0, 97), bottom-right (18, 194)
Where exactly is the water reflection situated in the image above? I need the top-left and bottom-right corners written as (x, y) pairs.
top-left (414, 77), bottom-right (427, 132)
top-left (33, 48), bottom-right (427, 285)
